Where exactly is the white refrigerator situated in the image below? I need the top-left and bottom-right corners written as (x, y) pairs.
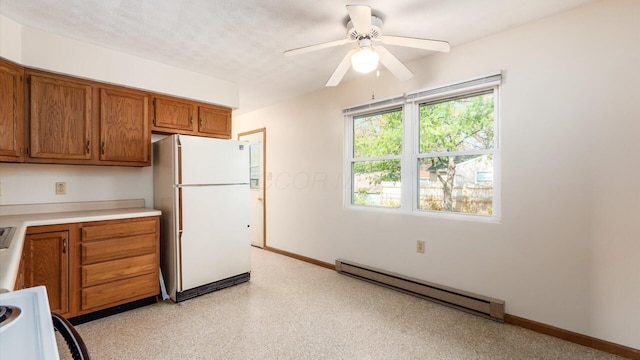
top-left (153, 134), bottom-right (250, 302)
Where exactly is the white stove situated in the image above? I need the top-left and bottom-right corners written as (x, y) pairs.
top-left (0, 286), bottom-right (59, 359)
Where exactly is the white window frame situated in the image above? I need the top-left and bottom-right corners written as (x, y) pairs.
top-left (344, 73), bottom-right (501, 222)
top-left (346, 105), bottom-right (406, 210)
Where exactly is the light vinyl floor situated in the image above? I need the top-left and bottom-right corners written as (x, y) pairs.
top-left (58, 247), bottom-right (623, 359)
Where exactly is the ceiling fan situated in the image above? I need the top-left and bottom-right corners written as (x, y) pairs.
top-left (284, 5), bottom-right (450, 87)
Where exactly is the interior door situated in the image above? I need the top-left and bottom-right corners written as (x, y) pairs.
top-left (238, 129), bottom-right (265, 248)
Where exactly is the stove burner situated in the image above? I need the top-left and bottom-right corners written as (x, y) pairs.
top-left (0, 305), bottom-right (21, 328)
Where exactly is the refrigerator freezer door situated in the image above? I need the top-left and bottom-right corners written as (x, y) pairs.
top-left (178, 184), bottom-right (250, 291)
top-left (178, 135), bottom-right (249, 185)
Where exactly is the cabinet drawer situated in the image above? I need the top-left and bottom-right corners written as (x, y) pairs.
top-left (82, 233), bottom-right (156, 264)
top-left (81, 272), bottom-right (158, 311)
top-left (82, 218), bottom-right (157, 241)
top-left (82, 253), bottom-right (156, 287)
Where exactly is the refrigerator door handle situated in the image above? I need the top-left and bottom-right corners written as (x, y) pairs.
top-left (177, 230), bottom-right (183, 292)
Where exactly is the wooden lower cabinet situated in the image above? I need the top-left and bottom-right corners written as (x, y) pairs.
top-left (23, 216), bottom-right (159, 319)
top-left (78, 216), bottom-right (160, 315)
top-left (13, 255), bottom-right (25, 290)
top-left (82, 272), bottom-right (158, 310)
top-left (24, 227), bottom-right (71, 316)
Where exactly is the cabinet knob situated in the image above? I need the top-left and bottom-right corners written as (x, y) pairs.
top-left (86, 140), bottom-right (90, 154)
top-left (101, 142), bottom-right (105, 155)
top-left (62, 238), bottom-right (67, 254)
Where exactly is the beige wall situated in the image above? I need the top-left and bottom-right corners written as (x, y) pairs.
top-left (233, 0), bottom-right (640, 349)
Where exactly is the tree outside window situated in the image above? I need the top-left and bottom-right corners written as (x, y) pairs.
top-left (352, 108), bottom-right (402, 208)
top-left (418, 91), bottom-right (495, 215)
top-left (347, 82), bottom-right (498, 218)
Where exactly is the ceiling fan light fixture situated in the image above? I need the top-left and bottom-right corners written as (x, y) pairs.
top-left (351, 47), bottom-right (379, 74)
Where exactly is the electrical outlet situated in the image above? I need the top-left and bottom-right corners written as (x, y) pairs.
top-left (55, 182), bottom-right (67, 195)
top-left (416, 240), bottom-right (426, 253)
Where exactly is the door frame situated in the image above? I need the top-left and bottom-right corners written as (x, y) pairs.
top-left (238, 128), bottom-right (266, 248)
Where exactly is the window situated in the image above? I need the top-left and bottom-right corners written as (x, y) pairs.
top-left (417, 91), bottom-right (495, 215)
top-left (345, 74), bottom-right (500, 219)
top-left (351, 108), bottom-right (403, 208)
top-left (249, 143), bottom-right (260, 189)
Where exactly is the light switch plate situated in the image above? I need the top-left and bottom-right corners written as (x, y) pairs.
top-left (417, 240), bottom-right (426, 253)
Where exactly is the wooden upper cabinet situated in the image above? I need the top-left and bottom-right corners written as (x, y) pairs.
top-left (28, 73), bottom-right (92, 160)
top-left (1, 64), bottom-right (234, 166)
top-left (0, 59), bottom-right (24, 162)
top-left (198, 104), bottom-right (231, 138)
top-left (151, 96), bottom-right (194, 132)
top-left (100, 88), bottom-right (150, 165)
top-left (150, 95), bottom-right (232, 139)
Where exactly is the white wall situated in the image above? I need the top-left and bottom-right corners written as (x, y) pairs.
top-left (0, 163), bottom-right (153, 207)
top-left (0, 15), bottom-right (22, 62)
top-left (233, 0), bottom-right (640, 349)
top-left (0, 14), bottom-right (238, 108)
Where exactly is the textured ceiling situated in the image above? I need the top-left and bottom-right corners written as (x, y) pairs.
top-left (0, 0), bottom-right (596, 114)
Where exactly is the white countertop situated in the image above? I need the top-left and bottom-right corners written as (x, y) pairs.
top-left (0, 207), bottom-right (161, 292)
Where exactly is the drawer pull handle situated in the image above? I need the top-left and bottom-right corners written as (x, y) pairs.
top-left (62, 238), bottom-right (67, 254)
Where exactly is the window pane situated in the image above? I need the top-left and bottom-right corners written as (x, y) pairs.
top-left (249, 144), bottom-right (260, 189)
top-left (419, 92), bottom-right (494, 153)
top-left (418, 155), bottom-right (493, 215)
top-left (354, 108), bottom-right (402, 158)
top-left (352, 160), bottom-right (401, 208)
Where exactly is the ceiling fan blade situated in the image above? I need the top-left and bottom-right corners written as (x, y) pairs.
top-left (346, 5), bottom-right (372, 35)
top-left (374, 46), bottom-right (414, 81)
top-left (378, 35), bottom-right (450, 52)
top-left (326, 49), bottom-right (357, 87)
top-left (284, 38), bottom-right (350, 56)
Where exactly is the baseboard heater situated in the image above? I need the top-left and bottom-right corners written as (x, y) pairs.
top-left (335, 259), bottom-right (505, 322)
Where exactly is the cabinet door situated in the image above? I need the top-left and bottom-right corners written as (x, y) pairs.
top-left (28, 74), bottom-right (92, 160)
top-left (24, 231), bottom-right (70, 315)
top-left (0, 59), bottom-right (24, 162)
top-left (152, 96), bottom-right (194, 132)
top-left (100, 88), bottom-right (149, 164)
top-left (198, 104), bottom-right (231, 138)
